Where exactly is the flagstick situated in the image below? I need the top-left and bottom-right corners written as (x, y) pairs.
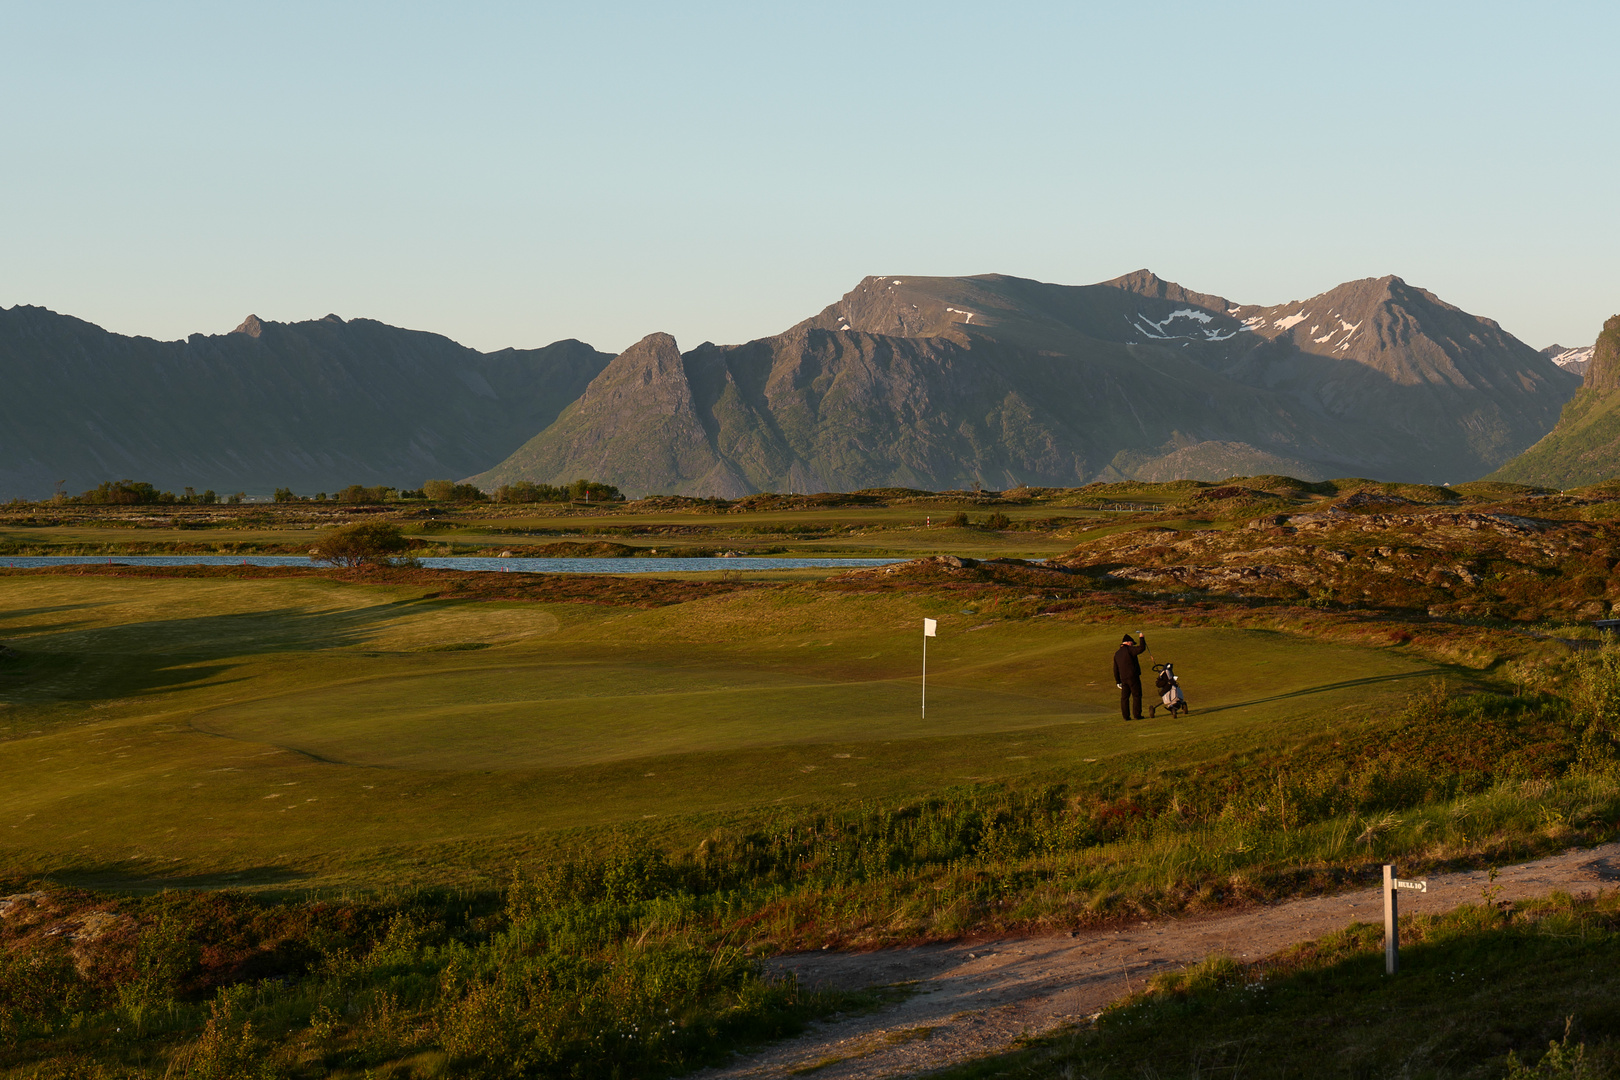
top-left (921, 617), bottom-right (936, 718)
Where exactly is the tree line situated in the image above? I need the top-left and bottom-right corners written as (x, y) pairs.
top-left (50, 480), bottom-right (245, 506)
top-left (15, 477), bottom-right (623, 507)
top-left (275, 478), bottom-right (624, 504)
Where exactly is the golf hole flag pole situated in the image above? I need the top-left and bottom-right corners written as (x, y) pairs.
top-left (922, 618), bottom-right (937, 717)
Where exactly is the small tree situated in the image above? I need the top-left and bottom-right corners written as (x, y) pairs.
top-left (423, 479), bottom-right (455, 501)
top-left (309, 521), bottom-right (410, 568)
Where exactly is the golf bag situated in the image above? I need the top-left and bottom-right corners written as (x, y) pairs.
top-left (1150, 662), bottom-right (1188, 718)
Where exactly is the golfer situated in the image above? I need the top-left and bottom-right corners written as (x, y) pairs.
top-left (1113, 631), bottom-right (1148, 721)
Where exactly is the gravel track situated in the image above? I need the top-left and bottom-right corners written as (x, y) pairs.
top-left (701, 843), bottom-right (1620, 1080)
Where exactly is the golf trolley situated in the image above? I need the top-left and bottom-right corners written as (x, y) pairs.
top-left (1149, 662), bottom-right (1189, 719)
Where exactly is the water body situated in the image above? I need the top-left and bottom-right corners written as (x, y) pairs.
top-left (0, 555), bottom-right (904, 574)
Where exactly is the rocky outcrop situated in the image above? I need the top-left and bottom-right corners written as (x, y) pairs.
top-left (1052, 505), bottom-right (1615, 620)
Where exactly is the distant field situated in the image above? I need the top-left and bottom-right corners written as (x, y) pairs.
top-left (0, 570), bottom-right (1439, 891)
top-left (0, 487), bottom-right (1228, 562)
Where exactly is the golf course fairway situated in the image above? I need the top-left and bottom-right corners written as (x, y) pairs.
top-left (0, 571), bottom-right (1441, 890)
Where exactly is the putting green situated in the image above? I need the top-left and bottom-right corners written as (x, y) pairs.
top-left (0, 574), bottom-right (1441, 889)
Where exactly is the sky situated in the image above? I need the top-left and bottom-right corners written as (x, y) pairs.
top-left (2, 1), bottom-right (1617, 354)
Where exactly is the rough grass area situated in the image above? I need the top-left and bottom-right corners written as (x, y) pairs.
top-left (0, 877), bottom-right (885, 1079)
top-left (937, 890), bottom-right (1620, 1079)
top-left (2, 474), bottom-right (1609, 565)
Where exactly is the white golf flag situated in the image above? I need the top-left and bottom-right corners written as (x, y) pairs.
top-left (923, 618), bottom-right (937, 637)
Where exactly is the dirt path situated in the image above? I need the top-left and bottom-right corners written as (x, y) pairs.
top-left (702, 843), bottom-right (1620, 1080)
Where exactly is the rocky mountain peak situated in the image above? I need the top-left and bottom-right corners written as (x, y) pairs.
top-left (616, 332), bottom-right (683, 371)
top-left (575, 333), bottom-right (689, 410)
top-left (1103, 270), bottom-right (1232, 313)
top-left (233, 314), bottom-right (263, 338)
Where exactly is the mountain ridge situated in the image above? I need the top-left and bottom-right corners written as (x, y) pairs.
top-left (470, 270), bottom-right (1578, 495)
top-left (0, 305), bottom-right (612, 499)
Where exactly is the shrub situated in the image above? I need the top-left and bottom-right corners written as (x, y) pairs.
top-left (77, 480), bottom-right (168, 505)
top-left (336, 484), bottom-right (394, 504)
top-left (423, 480), bottom-right (487, 503)
top-left (309, 522), bottom-right (410, 568)
top-left (1571, 643), bottom-right (1620, 771)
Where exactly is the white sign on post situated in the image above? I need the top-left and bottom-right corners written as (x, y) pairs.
top-left (922, 619), bottom-right (937, 718)
top-left (1383, 865), bottom-right (1428, 974)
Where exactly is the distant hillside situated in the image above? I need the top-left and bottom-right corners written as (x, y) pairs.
top-left (472, 271), bottom-right (1579, 496)
top-left (1491, 315), bottom-right (1620, 488)
top-left (0, 308), bottom-right (612, 499)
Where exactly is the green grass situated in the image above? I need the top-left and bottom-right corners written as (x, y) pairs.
top-left (0, 572), bottom-right (1438, 890)
top-left (1, 569), bottom-right (1615, 1077)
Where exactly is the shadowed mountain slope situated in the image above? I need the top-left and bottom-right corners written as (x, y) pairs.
top-left (0, 307), bottom-right (612, 498)
top-left (1490, 314), bottom-right (1620, 487)
top-left (473, 272), bottom-right (1578, 496)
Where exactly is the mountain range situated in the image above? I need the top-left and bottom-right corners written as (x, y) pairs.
top-left (0, 272), bottom-right (1589, 500)
top-left (0, 307), bottom-right (610, 499)
top-left (471, 271), bottom-right (1580, 495)
top-left (1491, 315), bottom-right (1620, 488)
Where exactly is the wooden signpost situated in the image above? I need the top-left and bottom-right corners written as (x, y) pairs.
top-left (1383, 863), bottom-right (1427, 974)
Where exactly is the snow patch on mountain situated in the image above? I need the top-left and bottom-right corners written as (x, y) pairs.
top-left (1545, 344), bottom-right (1595, 373)
top-left (1134, 307), bottom-right (1230, 341)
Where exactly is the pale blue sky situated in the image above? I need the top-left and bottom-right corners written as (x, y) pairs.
top-left (3, 1), bottom-right (1616, 354)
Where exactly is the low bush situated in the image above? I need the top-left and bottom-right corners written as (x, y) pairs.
top-left (307, 522), bottom-right (410, 567)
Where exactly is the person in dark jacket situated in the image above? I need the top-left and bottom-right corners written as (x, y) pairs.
top-left (1113, 632), bottom-right (1148, 720)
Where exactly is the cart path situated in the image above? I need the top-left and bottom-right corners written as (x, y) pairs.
top-left (700, 843), bottom-right (1620, 1080)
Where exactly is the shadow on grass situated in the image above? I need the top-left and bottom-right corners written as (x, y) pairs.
top-left (1194, 670), bottom-right (1433, 716)
top-left (0, 598), bottom-right (441, 705)
top-left (0, 605), bottom-right (107, 628)
top-left (44, 862), bottom-right (313, 893)
top-left (0, 650), bottom-right (243, 706)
